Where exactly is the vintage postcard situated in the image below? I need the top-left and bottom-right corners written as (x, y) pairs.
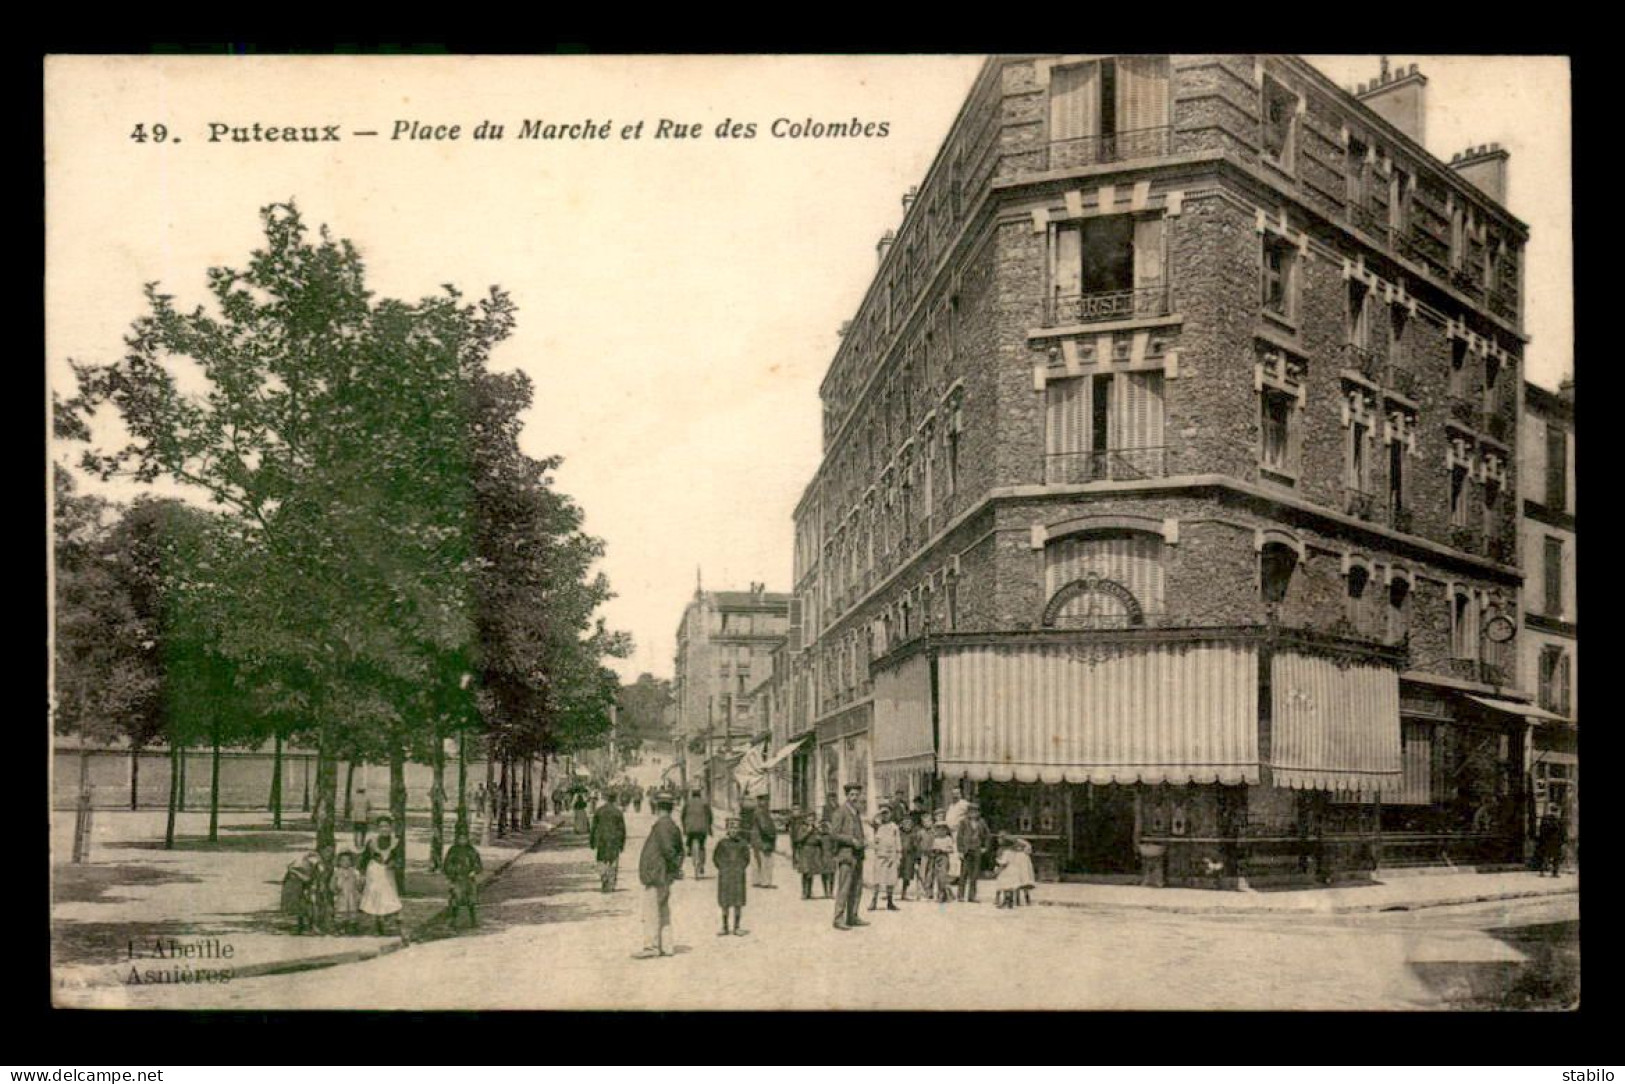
top-left (47, 53), bottom-right (1575, 1011)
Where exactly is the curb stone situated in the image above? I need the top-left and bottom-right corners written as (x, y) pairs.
top-left (1034, 882), bottom-right (1577, 917)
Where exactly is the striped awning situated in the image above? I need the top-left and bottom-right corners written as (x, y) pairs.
top-left (936, 639), bottom-right (1260, 785)
top-left (1269, 651), bottom-right (1402, 794)
top-left (874, 653), bottom-right (934, 767)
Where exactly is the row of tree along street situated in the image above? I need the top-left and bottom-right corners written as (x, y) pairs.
top-left (54, 202), bottom-right (632, 887)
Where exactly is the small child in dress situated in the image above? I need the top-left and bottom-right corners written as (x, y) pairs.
top-left (1013, 837), bottom-right (1037, 906)
top-left (930, 820), bottom-right (956, 903)
top-left (992, 834), bottom-right (1022, 909)
top-left (332, 850), bottom-right (363, 933)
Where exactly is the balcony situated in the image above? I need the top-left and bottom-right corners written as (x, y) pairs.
top-left (1045, 125), bottom-right (1172, 171)
top-left (1044, 446), bottom-right (1169, 485)
top-left (1341, 343), bottom-right (1384, 384)
top-left (1482, 410), bottom-right (1513, 444)
top-left (1449, 524), bottom-right (1484, 554)
top-left (1044, 285), bottom-right (1170, 328)
top-left (1343, 486), bottom-right (1376, 521)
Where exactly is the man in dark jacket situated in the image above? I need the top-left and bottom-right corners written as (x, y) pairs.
top-left (827, 782), bottom-right (870, 930)
top-left (747, 794), bottom-right (779, 889)
top-left (681, 788), bottom-right (714, 878)
top-left (590, 793), bottom-right (629, 893)
top-left (956, 801), bottom-right (991, 902)
top-left (635, 792), bottom-right (685, 958)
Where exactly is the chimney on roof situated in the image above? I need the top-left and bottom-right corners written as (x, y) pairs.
top-left (1448, 141), bottom-right (1511, 205)
top-left (902, 185), bottom-right (919, 214)
top-left (1355, 57), bottom-right (1427, 145)
top-left (1558, 375), bottom-right (1574, 403)
top-left (877, 228), bottom-right (896, 265)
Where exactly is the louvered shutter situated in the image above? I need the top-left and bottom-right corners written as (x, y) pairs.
top-left (1054, 226), bottom-right (1083, 302)
top-left (1050, 62), bottom-right (1099, 142)
top-left (1133, 216), bottom-right (1164, 290)
top-left (1115, 56), bottom-right (1169, 134)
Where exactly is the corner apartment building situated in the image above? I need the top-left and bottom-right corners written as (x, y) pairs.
top-left (1520, 379), bottom-right (1577, 845)
top-left (671, 583), bottom-right (791, 799)
top-left (790, 54), bottom-right (1540, 887)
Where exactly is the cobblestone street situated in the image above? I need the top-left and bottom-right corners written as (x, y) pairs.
top-left (82, 811), bottom-right (1577, 1011)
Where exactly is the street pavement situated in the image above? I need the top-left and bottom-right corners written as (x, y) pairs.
top-left (78, 810), bottom-right (1579, 1011)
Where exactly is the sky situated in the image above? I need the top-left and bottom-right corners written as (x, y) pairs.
top-left (46, 55), bottom-right (1572, 686)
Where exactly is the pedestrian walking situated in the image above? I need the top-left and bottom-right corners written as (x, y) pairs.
top-left (473, 782), bottom-right (488, 821)
top-left (713, 818), bottom-right (752, 936)
top-left (572, 791), bottom-right (591, 835)
top-left (828, 782), bottom-right (869, 930)
top-left (867, 806), bottom-right (902, 912)
top-left (442, 822), bottom-right (484, 928)
top-left (332, 850), bottom-right (363, 933)
top-left (590, 792), bottom-right (628, 892)
top-left (634, 791), bottom-right (685, 959)
top-left (748, 794), bottom-right (778, 889)
top-left (360, 818), bottom-right (405, 940)
top-left (1537, 813), bottom-right (1566, 877)
top-left (681, 788), bottom-right (714, 878)
top-left (791, 812), bottom-right (824, 899)
top-left (956, 801), bottom-right (991, 903)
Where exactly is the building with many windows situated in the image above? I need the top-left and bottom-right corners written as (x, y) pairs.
top-left (1520, 378), bottom-right (1577, 851)
top-left (789, 54), bottom-right (1544, 887)
top-left (671, 582), bottom-right (791, 800)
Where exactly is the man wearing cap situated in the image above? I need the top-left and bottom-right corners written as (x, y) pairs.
top-left (827, 782), bottom-right (870, 930)
top-left (635, 790), bottom-right (685, 958)
top-left (747, 794), bottom-right (779, 890)
top-left (589, 791), bottom-right (628, 893)
top-left (681, 787), bottom-right (714, 879)
top-left (956, 800), bottom-right (991, 903)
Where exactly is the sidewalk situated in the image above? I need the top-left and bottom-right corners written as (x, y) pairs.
top-left (1032, 868), bottom-right (1578, 915)
top-left (51, 807), bottom-right (555, 1001)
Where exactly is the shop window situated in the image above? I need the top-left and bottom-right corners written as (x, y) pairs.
top-left (1260, 75), bottom-right (1297, 167)
top-left (1261, 235), bottom-right (1298, 322)
top-left (1260, 541), bottom-right (1297, 605)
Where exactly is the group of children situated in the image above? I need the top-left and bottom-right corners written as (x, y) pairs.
top-left (278, 818), bottom-right (484, 938)
top-left (788, 807), bottom-right (1039, 908)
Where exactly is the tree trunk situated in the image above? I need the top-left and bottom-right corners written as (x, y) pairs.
top-left (430, 733), bottom-right (446, 871)
top-left (270, 730), bottom-right (284, 830)
top-left (313, 714), bottom-right (337, 857)
top-left (497, 757), bottom-right (509, 838)
top-left (537, 757), bottom-right (547, 820)
top-left (508, 757), bottom-right (520, 832)
top-left (456, 730), bottom-right (469, 834)
top-left (177, 746), bottom-right (188, 811)
top-left (390, 739), bottom-right (407, 894)
top-left (208, 727), bottom-right (221, 843)
top-left (164, 742), bottom-right (180, 849)
top-left (521, 757), bottom-right (533, 830)
top-left (130, 744), bottom-right (141, 811)
top-left (344, 760), bottom-right (355, 822)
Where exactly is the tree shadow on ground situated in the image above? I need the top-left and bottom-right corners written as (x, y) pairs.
top-left (410, 831), bottom-right (604, 944)
top-left (123, 833), bottom-right (310, 853)
top-left (1407, 919), bottom-right (1579, 1010)
top-left (53, 862), bottom-right (205, 905)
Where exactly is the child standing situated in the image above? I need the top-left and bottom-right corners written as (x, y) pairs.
top-left (929, 818), bottom-right (956, 903)
top-left (442, 822), bottom-right (484, 928)
top-left (280, 851), bottom-right (320, 934)
top-left (992, 834), bottom-right (1023, 908)
top-left (712, 817), bottom-right (752, 936)
top-left (332, 850), bottom-right (363, 932)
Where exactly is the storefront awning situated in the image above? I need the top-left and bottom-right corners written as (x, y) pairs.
top-left (762, 733), bottom-right (813, 770)
top-left (1269, 651), bottom-right (1402, 795)
top-left (1466, 695), bottom-right (1573, 725)
top-left (936, 639), bottom-right (1260, 785)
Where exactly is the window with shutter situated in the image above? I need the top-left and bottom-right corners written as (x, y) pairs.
top-left (1545, 425), bottom-right (1568, 511)
top-left (1115, 56), bottom-right (1170, 136)
top-left (1133, 215), bottom-right (1164, 290)
top-left (1049, 62), bottom-right (1100, 143)
top-left (1544, 536), bottom-right (1564, 616)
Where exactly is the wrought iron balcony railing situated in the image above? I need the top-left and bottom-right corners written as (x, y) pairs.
top-left (1343, 486), bottom-right (1376, 520)
top-left (1341, 343), bottom-right (1384, 383)
top-left (1044, 446), bottom-right (1169, 485)
top-left (1045, 125), bottom-right (1172, 171)
top-left (1045, 284), bottom-right (1171, 327)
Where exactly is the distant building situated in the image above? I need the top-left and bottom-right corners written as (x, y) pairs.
top-left (790, 55), bottom-right (1542, 886)
top-left (671, 582), bottom-right (790, 802)
top-left (1519, 378), bottom-right (1577, 847)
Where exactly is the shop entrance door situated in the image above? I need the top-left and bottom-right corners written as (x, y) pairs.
top-left (1066, 784), bottom-right (1138, 874)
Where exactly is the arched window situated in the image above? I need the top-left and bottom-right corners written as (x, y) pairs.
top-left (1345, 564), bottom-right (1371, 632)
top-left (1042, 530), bottom-right (1164, 628)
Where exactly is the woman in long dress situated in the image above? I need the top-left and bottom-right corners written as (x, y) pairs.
top-left (360, 818), bottom-right (405, 939)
